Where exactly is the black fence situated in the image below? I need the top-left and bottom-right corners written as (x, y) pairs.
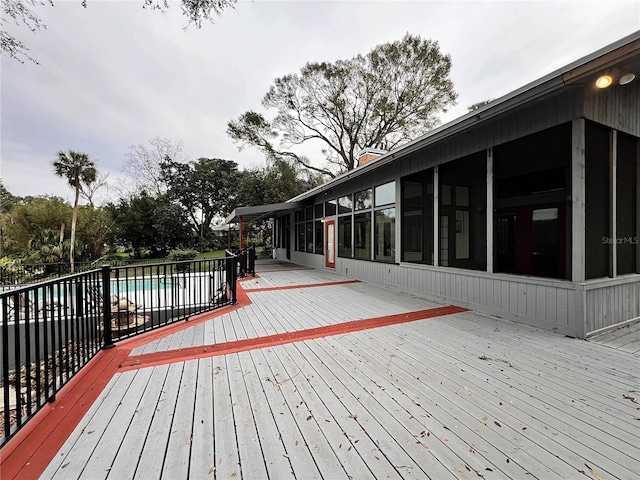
top-left (0, 257), bottom-right (212, 288)
top-left (0, 248), bottom-right (253, 448)
top-left (226, 246), bottom-right (256, 279)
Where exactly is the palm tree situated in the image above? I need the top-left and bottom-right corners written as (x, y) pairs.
top-left (53, 151), bottom-right (97, 273)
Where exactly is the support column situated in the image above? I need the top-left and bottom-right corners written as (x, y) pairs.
top-left (637, 140), bottom-right (640, 274)
top-left (433, 165), bottom-right (439, 266)
top-left (609, 130), bottom-right (617, 278)
top-left (486, 148), bottom-right (494, 273)
top-left (239, 217), bottom-right (244, 250)
top-left (572, 118), bottom-right (586, 283)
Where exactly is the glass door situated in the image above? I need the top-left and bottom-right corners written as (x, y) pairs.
top-left (325, 220), bottom-right (335, 268)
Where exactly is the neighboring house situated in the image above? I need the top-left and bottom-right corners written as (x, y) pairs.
top-left (227, 32), bottom-right (640, 339)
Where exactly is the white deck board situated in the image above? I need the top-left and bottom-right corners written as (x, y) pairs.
top-left (162, 360), bottom-right (199, 479)
top-left (41, 371), bottom-right (138, 480)
top-left (38, 267), bottom-right (640, 480)
top-left (236, 350), bottom-right (296, 480)
top-left (106, 365), bottom-right (171, 480)
top-left (211, 354), bottom-right (241, 478)
top-left (188, 357), bottom-right (216, 479)
top-left (247, 347), bottom-right (327, 479)
top-left (225, 352), bottom-right (270, 479)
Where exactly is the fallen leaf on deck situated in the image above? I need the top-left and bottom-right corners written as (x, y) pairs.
top-left (295, 440), bottom-right (299, 446)
top-left (494, 421), bottom-right (502, 427)
top-left (61, 463), bottom-right (70, 469)
top-left (349, 414), bottom-right (358, 419)
top-left (283, 453), bottom-right (290, 458)
top-left (441, 437), bottom-right (448, 442)
top-left (482, 414), bottom-right (487, 422)
top-left (87, 430), bottom-right (95, 434)
top-left (231, 471), bottom-right (237, 478)
top-left (208, 466), bottom-right (215, 474)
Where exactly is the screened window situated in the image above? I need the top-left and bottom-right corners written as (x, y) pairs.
top-left (305, 221), bottom-right (314, 252)
top-left (338, 216), bottom-right (352, 257)
top-left (402, 172), bottom-right (433, 264)
top-left (296, 223), bottom-right (305, 252)
top-left (315, 220), bottom-right (324, 254)
top-left (338, 195), bottom-right (353, 214)
top-left (439, 152), bottom-right (486, 271)
top-left (375, 208), bottom-right (395, 262)
top-left (354, 189), bottom-right (372, 210)
top-left (354, 212), bottom-right (372, 260)
top-left (325, 199), bottom-right (337, 216)
top-left (375, 182), bottom-right (395, 207)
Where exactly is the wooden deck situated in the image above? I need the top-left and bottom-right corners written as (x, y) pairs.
top-left (4, 264), bottom-right (639, 479)
top-left (589, 320), bottom-right (640, 354)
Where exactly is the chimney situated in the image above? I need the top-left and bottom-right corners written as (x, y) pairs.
top-left (356, 148), bottom-right (386, 167)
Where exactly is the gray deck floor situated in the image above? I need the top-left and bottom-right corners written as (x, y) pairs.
top-left (589, 320), bottom-right (640, 354)
top-left (40, 268), bottom-right (640, 480)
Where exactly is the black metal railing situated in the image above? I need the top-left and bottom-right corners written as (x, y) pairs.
top-left (0, 257), bottom-right (216, 288)
top-left (0, 254), bottom-right (242, 447)
top-left (226, 246), bottom-right (256, 279)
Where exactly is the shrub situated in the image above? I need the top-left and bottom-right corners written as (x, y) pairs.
top-left (167, 249), bottom-right (198, 262)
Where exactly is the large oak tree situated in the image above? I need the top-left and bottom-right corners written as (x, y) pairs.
top-left (160, 157), bottom-right (241, 238)
top-left (228, 34), bottom-right (457, 177)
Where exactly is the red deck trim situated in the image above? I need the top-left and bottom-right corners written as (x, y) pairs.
top-left (244, 279), bottom-right (360, 293)
top-left (0, 348), bottom-right (130, 480)
top-left (118, 305), bottom-right (468, 371)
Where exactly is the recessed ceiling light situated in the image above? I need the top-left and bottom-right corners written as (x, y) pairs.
top-left (596, 75), bottom-right (613, 88)
top-left (619, 73), bottom-right (636, 85)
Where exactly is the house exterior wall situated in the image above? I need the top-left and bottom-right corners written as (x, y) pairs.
top-left (275, 83), bottom-right (640, 339)
top-left (334, 257), bottom-right (581, 337)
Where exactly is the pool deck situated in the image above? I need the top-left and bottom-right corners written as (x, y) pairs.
top-left (1, 260), bottom-right (638, 479)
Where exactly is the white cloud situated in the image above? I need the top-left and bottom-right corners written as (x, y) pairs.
top-left (2, 0), bottom-right (639, 198)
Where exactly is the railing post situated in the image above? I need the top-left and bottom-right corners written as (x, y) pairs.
top-left (249, 246), bottom-right (256, 276)
top-left (226, 255), bottom-right (237, 304)
top-left (101, 265), bottom-right (114, 349)
top-left (75, 281), bottom-right (84, 318)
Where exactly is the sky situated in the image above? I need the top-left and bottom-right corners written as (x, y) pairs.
top-left (1, 0), bottom-right (639, 203)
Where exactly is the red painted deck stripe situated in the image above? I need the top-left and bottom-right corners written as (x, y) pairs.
top-left (244, 279), bottom-right (360, 293)
top-left (119, 305), bottom-right (468, 371)
top-left (1, 347), bottom-right (130, 480)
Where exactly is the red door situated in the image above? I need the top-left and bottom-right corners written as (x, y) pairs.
top-left (325, 220), bottom-right (335, 269)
